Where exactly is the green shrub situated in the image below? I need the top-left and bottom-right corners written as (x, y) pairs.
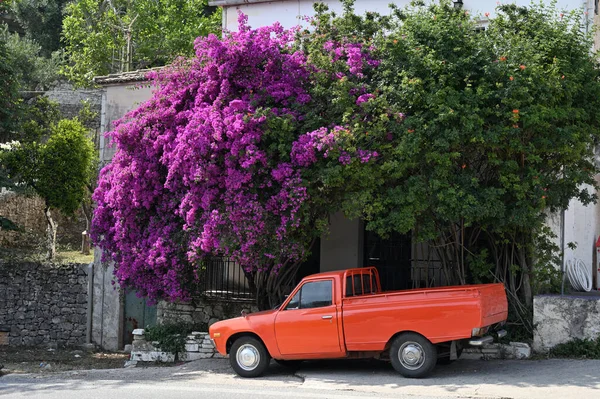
top-left (550, 337), bottom-right (600, 359)
top-left (143, 322), bottom-right (208, 356)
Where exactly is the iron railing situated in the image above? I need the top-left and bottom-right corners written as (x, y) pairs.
top-left (196, 257), bottom-right (254, 301)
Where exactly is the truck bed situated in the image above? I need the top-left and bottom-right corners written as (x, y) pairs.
top-left (341, 283), bottom-right (507, 352)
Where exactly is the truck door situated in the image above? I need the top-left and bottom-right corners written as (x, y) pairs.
top-left (274, 279), bottom-right (342, 356)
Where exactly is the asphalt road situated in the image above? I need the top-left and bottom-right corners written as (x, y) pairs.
top-left (2, 357), bottom-right (600, 399)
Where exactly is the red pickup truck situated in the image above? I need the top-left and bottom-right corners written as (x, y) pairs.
top-left (209, 267), bottom-right (508, 378)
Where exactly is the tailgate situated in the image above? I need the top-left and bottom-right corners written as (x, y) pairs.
top-left (477, 283), bottom-right (508, 326)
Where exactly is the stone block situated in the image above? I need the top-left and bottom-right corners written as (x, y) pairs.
top-left (185, 343), bottom-right (199, 352)
top-left (201, 343), bottom-right (214, 349)
top-left (130, 350), bottom-right (175, 362)
top-left (179, 352), bottom-right (212, 361)
top-left (132, 340), bottom-right (157, 352)
top-left (508, 342), bottom-right (531, 359)
top-left (132, 328), bottom-right (145, 336)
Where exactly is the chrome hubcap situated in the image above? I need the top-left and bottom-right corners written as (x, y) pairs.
top-left (398, 341), bottom-right (425, 370)
top-left (236, 344), bottom-right (260, 371)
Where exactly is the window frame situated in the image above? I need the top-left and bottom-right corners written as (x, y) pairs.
top-left (283, 278), bottom-right (334, 311)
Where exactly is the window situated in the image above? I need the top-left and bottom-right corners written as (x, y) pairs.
top-left (346, 272), bottom-right (377, 297)
top-left (284, 280), bottom-right (332, 310)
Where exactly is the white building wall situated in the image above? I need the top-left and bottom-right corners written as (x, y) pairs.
top-left (547, 181), bottom-right (600, 289)
top-left (99, 84), bottom-right (154, 164)
top-left (220, 0), bottom-right (594, 31)
top-left (93, 82), bottom-right (154, 349)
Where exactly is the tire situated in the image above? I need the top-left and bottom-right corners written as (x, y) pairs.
top-left (274, 359), bottom-right (303, 369)
top-left (390, 333), bottom-right (437, 378)
top-left (229, 336), bottom-right (271, 378)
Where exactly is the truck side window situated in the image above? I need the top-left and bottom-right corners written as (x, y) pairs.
top-left (285, 292), bottom-right (300, 310)
top-left (285, 280), bottom-right (332, 310)
top-left (300, 280), bottom-right (332, 309)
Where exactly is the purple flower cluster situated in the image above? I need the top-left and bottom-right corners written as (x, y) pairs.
top-left (323, 41), bottom-right (380, 78)
top-left (91, 15), bottom-right (384, 302)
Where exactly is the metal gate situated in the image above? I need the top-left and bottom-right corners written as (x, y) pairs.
top-left (123, 291), bottom-right (157, 345)
top-left (364, 229), bottom-right (412, 291)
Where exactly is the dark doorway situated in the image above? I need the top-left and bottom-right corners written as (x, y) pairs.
top-left (363, 229), bottom-right (412, 291)
top-left (296, 238), bottom-right (321, 283)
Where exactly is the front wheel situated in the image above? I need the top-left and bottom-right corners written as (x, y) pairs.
top-left (230, 336), bottom-right (270, 378)
top-left (390, 333), bottom-right (437, 378)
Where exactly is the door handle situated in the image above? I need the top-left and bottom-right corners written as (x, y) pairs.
top-left (322, 315), bottom-right (333, 319)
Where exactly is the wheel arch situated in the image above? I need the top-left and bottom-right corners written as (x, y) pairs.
top-left (385, 330), bottom-right (431, 350)
top-left (226, 332), bottom-right (269, 355)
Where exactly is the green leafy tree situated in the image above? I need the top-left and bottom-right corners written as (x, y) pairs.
top-left (354, 1), bottom-right (600, 331)
top-left (1, 24), bottom-right (61, 91)
top-left (61, 0), bottom-right (221, 86)
top-left (8, 0), bottom-right (67, 56)
top-left (0, 32), bottom-right (21, 142)
top-left (1, 118), bottom-right (94, 259)
top-left (292, 0), bottom-right (600, 332)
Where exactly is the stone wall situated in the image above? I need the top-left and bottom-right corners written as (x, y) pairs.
top-left (533, 295), bottom-right (600, 352)
top-left (45, 83), bottom-right (102, 129)
top-left (0, 262), bottom-right (89, 346)
top-left (0, 190), bottom-right (88, 250)
top-left (157, 298), bottom-right (258, 327)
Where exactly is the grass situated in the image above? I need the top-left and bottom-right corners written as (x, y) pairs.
top-left (0, 248), bottom-right (93, 264)
top-left (55, 250), bottom-right (94, 264)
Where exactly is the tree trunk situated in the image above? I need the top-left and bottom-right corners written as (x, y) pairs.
top-left (81, 203), bottom-right (91, 255)
top-left (519, 246), bottom-right (533, 307)
top-left (44, 206), bottom-right (57, 260)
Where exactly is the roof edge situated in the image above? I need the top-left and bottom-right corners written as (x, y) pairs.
top-left (93, 67), bottom-right (164, 86)
top-left (208, 0), bottom-right (282, 7)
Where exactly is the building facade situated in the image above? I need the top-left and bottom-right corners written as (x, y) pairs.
top-left (91, 0), bottom-right (600, 349)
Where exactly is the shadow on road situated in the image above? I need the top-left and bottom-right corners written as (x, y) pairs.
top-left (2, 357), bottom-right (600, 398)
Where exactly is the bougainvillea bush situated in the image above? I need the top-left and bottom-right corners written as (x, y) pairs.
top-left (93, 0), bottom-right (600, 323)
top-left (91, 9), bottom-right (391, 306)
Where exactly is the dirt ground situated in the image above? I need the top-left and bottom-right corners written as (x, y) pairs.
top-left (0, 346), bottom-right (129, 375)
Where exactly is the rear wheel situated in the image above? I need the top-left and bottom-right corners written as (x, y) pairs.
top-left (230, 336), bottom-right (270, 378)
top-left (390, 333), bottom-right (437, 378)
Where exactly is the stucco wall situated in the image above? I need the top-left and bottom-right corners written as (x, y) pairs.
top-left (320, 212), bottom-right (363, 272)
top-left (91, 248), bottom-right (123, 351)
top-left (533, 295), bottom-right (600, 352)
top-left (545, 181), bottom-right (600, 290)
top-left (221, 0), bottom-right (594, 31)
top-left (99, 84), bottom-right (154, 164)
top-left (92, 83), bottom-right (154, 350)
